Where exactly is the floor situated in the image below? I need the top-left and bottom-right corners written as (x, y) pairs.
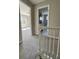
top-left (19, 27), bottom-right (39, 59)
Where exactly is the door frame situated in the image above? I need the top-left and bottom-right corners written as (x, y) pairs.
top-left (37, 4), bottom-right (50, 34)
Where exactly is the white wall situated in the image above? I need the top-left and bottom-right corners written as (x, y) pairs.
top-left (20, 1), bottom-right (31, 28)
top-left (20, 1), bottom-right (31, 15)
top-left (20, 0), bottom-right (35, 35)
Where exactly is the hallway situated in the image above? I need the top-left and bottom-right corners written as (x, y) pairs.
top-left (19, 0), bottom-right (60, 59)
top-left (19, 28), bottom-right (39, 59)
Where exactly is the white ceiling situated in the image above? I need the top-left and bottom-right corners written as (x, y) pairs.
top-left (29, 0), bottom-right (46, 4)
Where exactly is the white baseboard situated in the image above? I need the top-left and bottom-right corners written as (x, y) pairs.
top-left (22, 27), bottom-right (31, 31)
top-left (35, 32), bottom-right (39, 35)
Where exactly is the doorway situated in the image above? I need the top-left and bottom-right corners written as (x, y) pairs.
top-left (20, 1), bottom-right (31, 32)
top-left (37, 5), bottom-right (49, 35)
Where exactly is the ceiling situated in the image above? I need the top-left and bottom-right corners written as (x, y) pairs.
top-left (29, 0), bottom-right (46, 4)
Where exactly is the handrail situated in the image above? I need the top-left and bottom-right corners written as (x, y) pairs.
top-left (41, 27), bottom-right (60, 30)
top-left (39, 27), bottom-right (60, 39)
top-left (39, 33), bottom-right (59, 39)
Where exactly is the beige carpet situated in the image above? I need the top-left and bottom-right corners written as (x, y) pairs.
top-left (19, 28), bottom-right (39, 59)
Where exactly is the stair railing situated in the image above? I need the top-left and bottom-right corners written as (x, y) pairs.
top-left (36, 27), bottom-right (60, 59)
